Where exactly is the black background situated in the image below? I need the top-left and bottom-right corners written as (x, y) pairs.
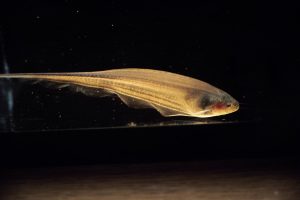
top-left (0, 1), bottom-right (299, 167)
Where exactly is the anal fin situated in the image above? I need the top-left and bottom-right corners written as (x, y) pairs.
top-left (151, 104), bottom-right (187, 117)
top-left (116, 93), bottom-right (187, 117)
top-left (116, 93), bottom-right (152, 109)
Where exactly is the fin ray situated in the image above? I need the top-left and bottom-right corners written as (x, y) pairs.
top-left (116, 93), bottom-right (152, 109)
top-left (17, 78), bottom-right (114, 98)
top-left (116, 93), bottom-right (187, 117)
top-left (150, 104), bottom-right (187, 117)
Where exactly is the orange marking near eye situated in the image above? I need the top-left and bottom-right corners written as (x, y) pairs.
top-left (214, 103), bottom-right (225, 110)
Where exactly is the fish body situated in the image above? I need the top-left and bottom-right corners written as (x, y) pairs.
top-left (0, 68), bottom-right (239, 118)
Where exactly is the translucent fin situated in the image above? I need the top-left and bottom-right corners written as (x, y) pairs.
top-left (7, 78), bottom-right (68, 90)
top-left (68, 85), bottom-right (114, 98)
top-left (30, 79), bottom-right (114, 98)
top-left (116, 93), bottom-right (152, 109)
top-left (116, 93), bottom-right (187, 117)
top-left (31, 79), bottom-right (68, 89)
top-left (151, 104), bottom-right (187, 117)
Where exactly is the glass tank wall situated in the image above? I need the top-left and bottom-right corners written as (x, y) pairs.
top-left (0, 1), bottom-right (293, 132)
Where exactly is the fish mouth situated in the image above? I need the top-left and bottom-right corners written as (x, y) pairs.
top-left (233, 100), bottom-right (240, 111)
top-left (229, 100), bottom-right (239, 114)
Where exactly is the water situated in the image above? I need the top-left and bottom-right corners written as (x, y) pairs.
top-left (0, 1), bottom-right (285, 133)
top-left (0, 78), bottom-right (258, 132)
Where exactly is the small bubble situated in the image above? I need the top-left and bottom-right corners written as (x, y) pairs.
top-left (36, 16), bottom-right (40, 19)
top-left (75, 10), bottom-right (79, 14)
top-left (111, 24), bottom-right (114, 27)
top-left (127, 122), bottom-right (137, 127)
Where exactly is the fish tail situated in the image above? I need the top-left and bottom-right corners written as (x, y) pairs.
top-left (0, 73), bottom-right (83, 83)
top-left (0, 73), bottom-right (41, 79)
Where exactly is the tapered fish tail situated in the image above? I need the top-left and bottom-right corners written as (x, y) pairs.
top-left (0, 73), bottom-right (83, 83)
top-left (0, 73), bottom-right (55, 79)
top-left (0, 73), bottom-right (77, 90)
top-left (0, 74), bottom-right (29, 78)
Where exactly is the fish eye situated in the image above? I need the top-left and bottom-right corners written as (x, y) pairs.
top-left (226, 103), bottom-right (231, 108)
top-left (200, 95), bottom-right (212, 109)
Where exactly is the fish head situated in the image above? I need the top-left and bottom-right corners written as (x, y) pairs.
top-left (194, 92), bottom-right (239, 118)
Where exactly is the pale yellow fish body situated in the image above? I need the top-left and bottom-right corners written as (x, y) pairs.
top-left (0, 68), bottom-right (239, 118)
